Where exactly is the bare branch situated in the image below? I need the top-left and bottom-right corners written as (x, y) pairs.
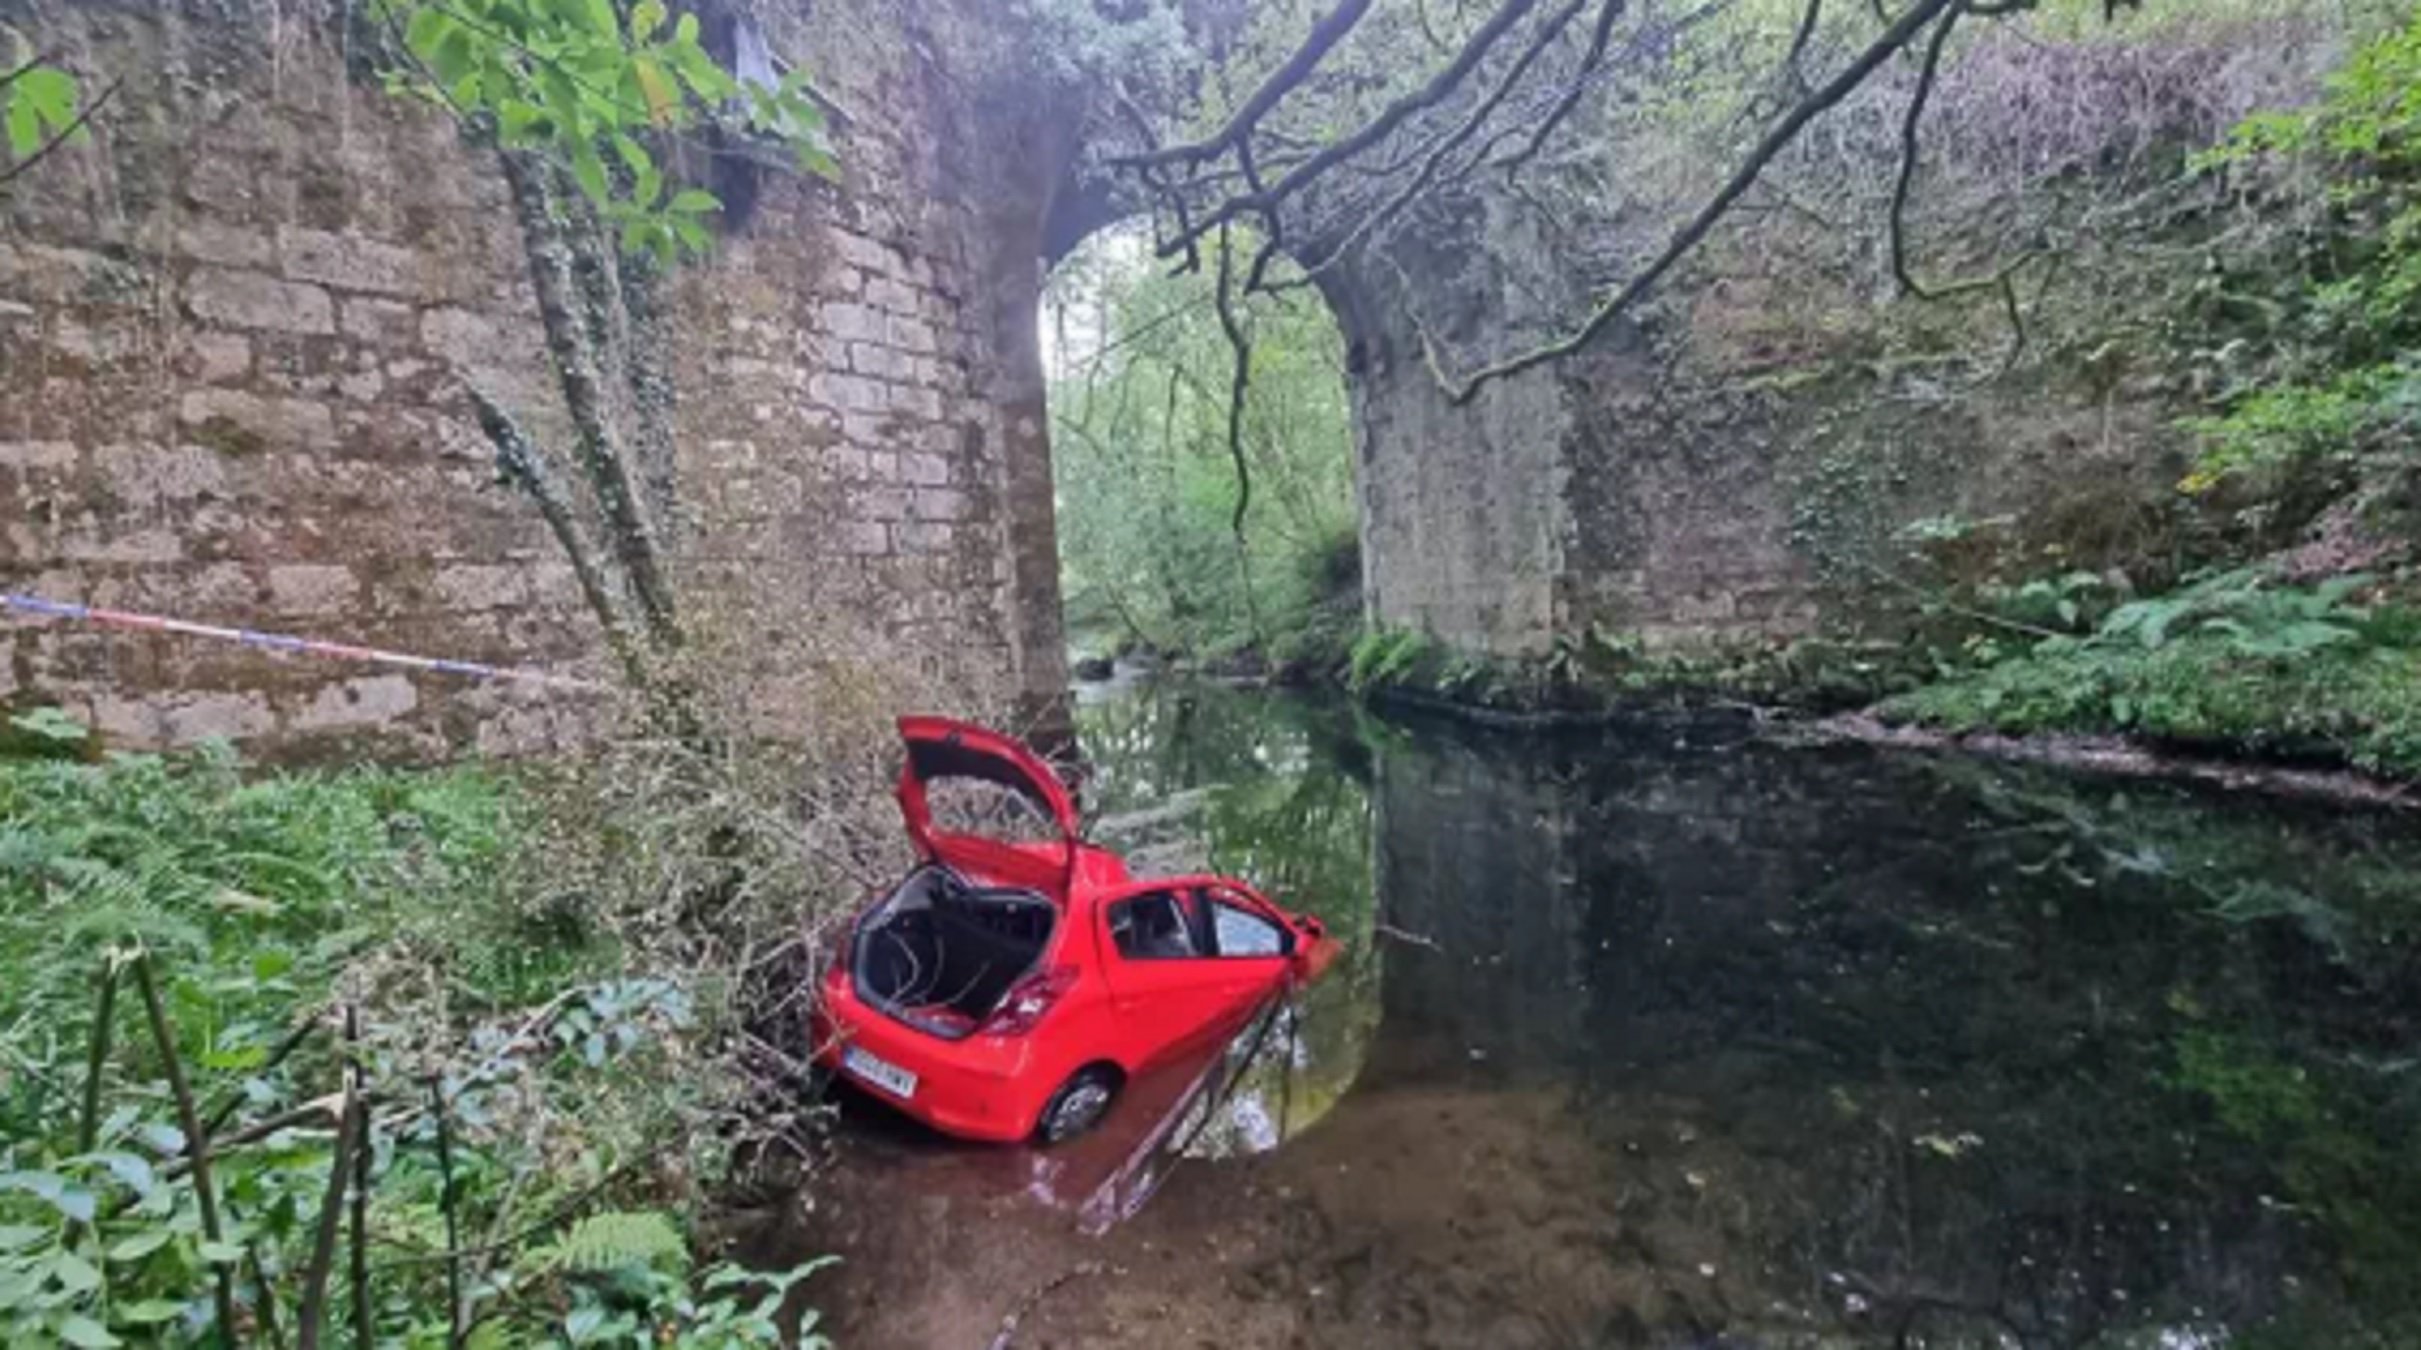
top-left (1496, 0), bottom-right (1630, 174)
top-left (1420, 0), bottom-right (1964, 405)
top-left (1889, 0), bottom-right (2043, 371)
top-left (295, 1069), bottom-right (363, 1350)
top-left (1290, 0), bottom-right (1596, 288)
top-left (134, 954), bottom-right (242, 1346)
top-left (1152, 0), bottom-right (1550, 259)
top-left (1115, 0), bottom-right (1376, 172)
top-left (1212, 230), bottom-right (1266, 646)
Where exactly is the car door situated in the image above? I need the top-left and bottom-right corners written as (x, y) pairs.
top-left (1098, 881), bottom-right (1278, 1069)
top-left (1192, 882), bottom-right (1297, 1028)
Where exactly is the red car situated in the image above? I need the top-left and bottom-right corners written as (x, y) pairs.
top-left (813, 716), bottom-right (1339, 1144)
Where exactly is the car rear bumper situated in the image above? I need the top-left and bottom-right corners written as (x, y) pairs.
top-left (815, 977), bottom-right (1054, 1143)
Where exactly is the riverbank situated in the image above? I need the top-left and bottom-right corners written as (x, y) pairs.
top-left (1151, 563), bottom-right (2421, 801)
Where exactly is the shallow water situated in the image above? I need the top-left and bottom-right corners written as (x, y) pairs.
top-left (809, 682), bottom-right (2421, 1348)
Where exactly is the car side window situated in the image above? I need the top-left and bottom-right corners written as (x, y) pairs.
top-left (1204, 892), bottom-right (1289, 959)
top-left (1108, 890), bottom-right (1201, 960)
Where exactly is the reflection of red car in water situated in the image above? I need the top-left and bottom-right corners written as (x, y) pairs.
top-left (814, 716), bottom-right (1339, 1144)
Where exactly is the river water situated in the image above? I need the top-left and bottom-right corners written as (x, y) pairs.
top-left (805, 681), bottom-right (2421, 1348)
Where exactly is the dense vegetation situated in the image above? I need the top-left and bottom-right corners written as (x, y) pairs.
top-left (0, 715), bottom-right (844, 1347)
top-left (1047, 229), bottom-right (1360, 677)
top-left (1880, 9), bottom-right (2421, 776)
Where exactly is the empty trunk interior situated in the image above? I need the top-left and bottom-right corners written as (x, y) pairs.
top-left (853, 865), bottom-right (1054, 1039)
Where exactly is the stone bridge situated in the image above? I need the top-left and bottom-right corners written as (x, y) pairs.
top-left (2, 0), bottom-right (2170, 755)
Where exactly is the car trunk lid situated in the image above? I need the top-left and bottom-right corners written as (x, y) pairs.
top-left (896, 715), bottom-right (1080, 899)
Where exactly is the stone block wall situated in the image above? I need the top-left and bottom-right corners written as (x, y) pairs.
top-left (0, 0), bottom-right (1072, 758)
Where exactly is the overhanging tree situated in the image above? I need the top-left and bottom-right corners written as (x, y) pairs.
top-left (367, 0), bottom-right (836, 702)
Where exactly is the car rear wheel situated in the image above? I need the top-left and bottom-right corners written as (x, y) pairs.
top-left (1035, 1065), bottom-right (1121, 1145)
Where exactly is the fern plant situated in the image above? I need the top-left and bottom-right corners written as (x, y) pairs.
top-left (527, 1210), bottom-right (689, 1276)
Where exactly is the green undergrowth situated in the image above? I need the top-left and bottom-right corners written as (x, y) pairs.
top-left (1881, 568), bottom-right (2421, 778)
top-left (0, 723), bottom-right (827, 1348)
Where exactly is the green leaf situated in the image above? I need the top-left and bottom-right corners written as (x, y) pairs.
top-left (114, 1301), bottom-right (185, 1326)
top-left (569, 143), bottom-right (610, 206)
top-left (403, 6), bottom-right (455, 60)
top-left (196, 1240), bottom-right (245, 1266)
top-left (51, 1250), bottom-right (103, 1295)
top-left (0, 1226), bottom-right (45, 1253)
top-left (632, 56), bottom-right (678, 126)
top-left (0, 1171), bottom-right (95, 1224)
top-left (631, 0), bottom-right (668, 42)
top-left (57, 1315), bottom-right (119, 1349)
top-left (84, 1152), bottom-right (157, 1196)
top-left (582, 0), bottom-right (619, 38)
top-left (5, 91), bottom-right (39, 159)
top-left (106, 1229), bottom-right (172, 1264)
top-left (564, 1305), bottom-right (607, 1341)
top-left (17, 66), bottom-right (80, 134)
top-left (610, 133), bottom-right (660, 206)
top-left (668, 189), bottom-right (719, 215)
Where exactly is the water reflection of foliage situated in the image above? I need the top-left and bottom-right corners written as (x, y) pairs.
top-left (1073, 683), bottom-right (1382, 1146)
top-left (1913, 756), bottom-right (2421, 1342)
top-left (1400, 720), bottom-right (2421, 1344)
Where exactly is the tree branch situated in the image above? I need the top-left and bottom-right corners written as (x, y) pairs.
top-left (1289, 0), bottom-right (1596, 288)
top-left (1114, 0), bottom-right (1377, 172)
top-left (1495, 0), bottom-right (1630, 175)
top-left (134, 955), bottom-right (241, 1347)
top-left (1150, 0), bottom-right (1549, 260)
top-left (1212, 229), bottom-right (1267, 648)
top-left (1420, 0), bottom-right (1964, 405)
top-left (1888, 0), bottom-right (2042, 373)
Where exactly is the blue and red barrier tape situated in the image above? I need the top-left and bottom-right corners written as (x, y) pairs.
top-left (1, 592), bottom-right (609, 692)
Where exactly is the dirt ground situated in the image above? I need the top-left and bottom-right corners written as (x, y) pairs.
top-left (741, 1071), bottom-right (1842, 1350)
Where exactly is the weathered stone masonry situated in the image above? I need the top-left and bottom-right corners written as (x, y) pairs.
top-left (0, 0), bottom-right (1072, 757)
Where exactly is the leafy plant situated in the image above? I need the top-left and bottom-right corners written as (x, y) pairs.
top-left (0, 747), bottom-right (839, 1346)
top-left (2184, 9), bottom-right (2421, 493)
top-left (1346, 628), bottom-right (1433, 693)
top-left (1048, 223), bottom-right (1357, 667)
top-left (2085, 567), bottom-right (2370, 657)
top-left (372, 0), bottom-right (834, 260)
top-left (1, 40), bottom-right (81, 165)
top-left (1883, 569), bottom-right (2421, 773)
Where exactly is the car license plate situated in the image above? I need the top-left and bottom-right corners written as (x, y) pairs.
top-left (843, 1045), bottom-right (917, 1099)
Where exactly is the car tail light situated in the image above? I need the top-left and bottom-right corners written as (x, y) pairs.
top-left (980, 965), bottom-right (1079, 1037)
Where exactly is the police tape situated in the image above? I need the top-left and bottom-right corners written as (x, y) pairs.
top-left (1, 592), bottom-right (611, 693)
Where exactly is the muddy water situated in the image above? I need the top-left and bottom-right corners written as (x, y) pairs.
top-left (788, 683), bottom-right (2421, 1348)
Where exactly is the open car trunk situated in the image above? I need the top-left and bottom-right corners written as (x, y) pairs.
top-left (852, 865), bottom-right (1055, 1040)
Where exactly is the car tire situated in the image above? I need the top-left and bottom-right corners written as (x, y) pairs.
top-left (1035, 1065), bottom-right (1121, 1145)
